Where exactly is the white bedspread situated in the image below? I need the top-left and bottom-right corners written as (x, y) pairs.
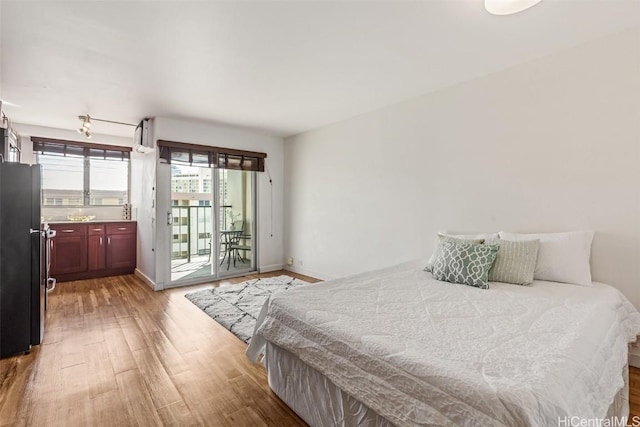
top-left (247, 260), bottom-right (640, 426)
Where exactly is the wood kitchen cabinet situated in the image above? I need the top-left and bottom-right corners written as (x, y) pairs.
top-left (49, 224), bottom-right (87, 275)
top-left (106, 223), bottom-right (137, 270)
top-left (49, 221), bottom-right (137, 282)
top-left (87, 225), bottom-right (106, 271)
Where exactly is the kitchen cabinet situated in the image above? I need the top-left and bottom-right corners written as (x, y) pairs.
top-left (49, 224), bottom-right (87, 275)
top-left (87, 225), bottom-right (106, 271)
top-left (49, 221), bottom-right (136, 282)
top-left (106, 223), bottom-right (137, 270)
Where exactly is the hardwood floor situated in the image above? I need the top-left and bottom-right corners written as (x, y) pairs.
top-left (1, 271), bottom-right (639, 426)
top-left (630, 367), bottom-right (640, 421)
top-left (0, 271), bottom-right (318, 427)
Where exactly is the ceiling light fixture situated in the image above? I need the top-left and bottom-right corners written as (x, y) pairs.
top-left (77, 115), bottom-right (92, 138)
top-left (485, 0), bottom-right (542, 15)
top-left (77, 114), bottom-right (136, 139)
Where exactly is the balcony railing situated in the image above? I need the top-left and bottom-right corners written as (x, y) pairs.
top-left (171, 206), bottom-right (214, 262)
top-left (171, 204), bottom-right (246, 264)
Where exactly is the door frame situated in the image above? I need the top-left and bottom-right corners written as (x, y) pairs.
top-left (158, 161), bottom-right (258, 289)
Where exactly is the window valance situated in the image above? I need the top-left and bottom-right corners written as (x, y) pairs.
top-left (32, 137), bottom-right (131, 160)
top-left (157, 139), bottom-right (266, 172)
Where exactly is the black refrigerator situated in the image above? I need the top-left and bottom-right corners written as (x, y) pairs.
top-left (0, 162), bottom-right (44, 358)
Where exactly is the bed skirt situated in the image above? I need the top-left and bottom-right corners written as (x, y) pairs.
top-left (266, 342), bottom-right (630, 427)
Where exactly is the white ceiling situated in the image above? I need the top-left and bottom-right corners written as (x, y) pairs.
top-left (1, 1), bottom-right (639, 138)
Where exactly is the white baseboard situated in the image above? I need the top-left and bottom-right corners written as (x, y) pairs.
top-left (284, 266), bottom-right (334, 281)
top-left (259, 264), bottom-right (284, 273)
top-left (134, 268), bottom-right (162, 291)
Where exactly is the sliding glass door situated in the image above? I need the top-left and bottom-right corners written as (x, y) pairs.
top-left (169, 164), bottom-right (256, 284)
top-left (170, 164), bottom-right (215, 282)
top-left (217, 168), bottom-right (255, 277)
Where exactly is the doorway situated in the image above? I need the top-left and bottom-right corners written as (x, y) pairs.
top-left (169, 164), bottom-right (256, 284)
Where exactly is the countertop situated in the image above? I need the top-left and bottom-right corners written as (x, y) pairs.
top-left (44, 220), bottom-right (137, 225)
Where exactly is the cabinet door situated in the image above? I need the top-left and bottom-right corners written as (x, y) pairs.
top-left (107, 234), bottom-right (136, 270)
top-left (50, 236), bottom-right (88, 275)
top-left (88, 235), bottom-right (106, 271)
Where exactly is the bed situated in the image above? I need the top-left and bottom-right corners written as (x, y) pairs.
top-left (246, 260), bottom-right (640, 426)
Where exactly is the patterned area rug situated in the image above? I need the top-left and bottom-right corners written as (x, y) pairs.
top-left (184, 275), bottom-right (309, 343)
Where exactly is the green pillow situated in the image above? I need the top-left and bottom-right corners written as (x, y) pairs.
top-left (425, 234), bottom-right (484, 272)
top-left (485, 238), bottom-right (539, 285)
top-left (431, 241), bottom-right (499, 289)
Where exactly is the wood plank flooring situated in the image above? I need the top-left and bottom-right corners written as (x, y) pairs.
top-left (630, 367), bottom-right (640, 421)
top-left (0, 271), bottom-right (318, 427)
top-left (1, 271), bottom-right (639, 426)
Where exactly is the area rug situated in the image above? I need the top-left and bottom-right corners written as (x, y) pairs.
top-left (184, 275), bottom-right (309, 343)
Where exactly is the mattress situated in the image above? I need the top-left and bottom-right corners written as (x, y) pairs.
top-left (247, 260), bottom-right (640, 426)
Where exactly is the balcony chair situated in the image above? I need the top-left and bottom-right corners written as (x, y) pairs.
top-left (229, 221), bottom-right (251, 267)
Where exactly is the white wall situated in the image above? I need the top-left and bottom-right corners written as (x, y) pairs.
top-left (130, 119), bottom-right (157, 285)
top-left (151, 117), bottom-right (284, 289)
top-left (284, 28), bottom-right (640, 308)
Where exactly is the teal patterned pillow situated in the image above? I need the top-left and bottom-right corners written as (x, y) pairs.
top-left (425, 235), bottom-right (485, 272)
top-left (431, 241), bottom-right (499, 289)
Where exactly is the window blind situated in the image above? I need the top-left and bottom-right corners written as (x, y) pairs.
top-left (32, 137), bottom-right (131, 160)
top-left (157, 139), bottom-right (266, 172)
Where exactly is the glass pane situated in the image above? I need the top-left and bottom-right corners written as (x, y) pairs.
top-left (218, 168), bottom-right (254, 276)
top-left (170, 164), bottom-right (214, 282)
top-left (170, 164), bottom-right (212, 193)
top-left (39, 153), bottom-right (84, 206)
top-left (89, 158), bottom-right (129, 205)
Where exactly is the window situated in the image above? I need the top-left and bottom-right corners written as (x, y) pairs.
top-left (33, 137), bottom-right (131, 207)
top-left (89, 157), bottom-right (129, 205)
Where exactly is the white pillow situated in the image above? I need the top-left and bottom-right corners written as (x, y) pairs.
top-left (441, 231), bottom-right (499, 241)
top-left (498, 231), bottom-right (595, 287)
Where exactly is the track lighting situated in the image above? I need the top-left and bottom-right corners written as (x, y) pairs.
top-left (75, 114), bottom-right (136, 138)
top-left (77, 115), bottom-right (92, 138)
